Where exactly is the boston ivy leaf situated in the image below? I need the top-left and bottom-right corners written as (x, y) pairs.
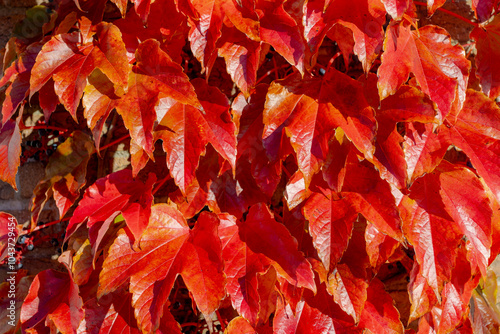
top-left (186, 0), bottom-right (223, 75)
top-left (380, 0), bottom-right (411, 19)
top-left (408, 261), bottom-right (438, 323)
top-left (402, 161), bottom-right (491, 297)
top-left (218, 213), bottom-right (273, 326)
top-left (114, 0), bottom-right (188, 64)
top-left (358, 278), bottom-right (404, 333)
top-left (0, 119), bottom-right (21, 190)
top-left (445, 89), bottom-right (500, 202)
top-left (98, 205), bottom-right (225, 333)
top-left (238, 203), bottom-right (316, 293)
top-left (231, 85), bottom-right (281, 198)
top-left (116, 39), bottom-right (200, 156)
top-left (110, 0), bottom-right (128, 17)
top-left (367, 81), bottom-right (437, 188)
top-left (263, 70), bottom-right (376, 188)
top-left (434, 162), bottom-right (492, 277)
top-left (303, 192), bottom-right (357, 273)
top-left (437, 282), bottom-right (468, 333)
top-left (364, 224), bottom-right (400, 272)
top-left (404, 122), bottom-right (449, 186)
top-left (325, 0), bottom-right (386, 72)
top-left (257, 0), bottom-right (306, 73)
top-left (20, 269), bottom-right (83, 333)
top-left (154, 78), bottom-right (236, 194)
top-left (0, 43), bottom-right (41, 124)
top-left (0, 213), bottom-right (21, 263)
top-left (66, 169), bottom-right (156, 244)
top-left (29, 21), bottom-right (129, 117)
top-left (80, 291), bottom-right (141, 334)
top-left (327, 263), bottom-right (368, 324)
top-left (378, 23), bottom-right (470, 119)
top-left (225, 316), bottom-right (258, 334)
top-left (471, 0), bottom-right (499, 21)
top-left (471, 16), bottom-right (500, 99)
top-left (342, 158), bottom-right (403, 241)
top-left (274, 297), bottom-right (338, 333)
top-left (82, 71), bottom-right (119, 151)
top-left (219, 25), bottom-right (263, 97)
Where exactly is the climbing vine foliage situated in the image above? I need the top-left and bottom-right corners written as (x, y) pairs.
top-left (1, 0), bottom-right (500, 332)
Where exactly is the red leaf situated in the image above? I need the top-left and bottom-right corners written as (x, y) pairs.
top-left (186, 0), bottom-right (223, 74)
top-left (285, 171), bottom-right (310, 210)
top-left (21, 270), bottom-right (83, 333)
top-left (365, 224), bottom-right (400, 271)
top-left (446, 89), bottom-right (500, 202)
top-left (404, 122), bottom-right (449, 186)
top-left (155, 79), bottom-right (236, 194)
top-left (372, 118), bottom-right (407, 189)
top-left (303, 192), bottom-right (356, 272)
top-left (66, 169), bottom-right (156, 244)
top-left (273, 299), bottom-right (336, 333)
top-left (82, 73), bottom-right (118, 151)
top-left (378, 23), bottom-right (469, 119)
top-left (322, 129), bottom-right (351, 192)
top-left (433, 162), bottom-right (492, 277)
top-left (232, 85), bottom-right (281, 197)
top-left (114, 0), bottom-right (187, 63)
top-left (116, 39), bottom-right (199, 156)
top-left (0, 213), bottom-right (21, 263)
top-left (471, 16), bottom-right (500, 98)
top-left (0, 119), bottom-right (21, 190)
top-left (358, 278), bottom-right (404, 333)
top-left (426, 0), bottom-right (446, 15)
top-left (326, 263), bottom-right (368, 323)
top-left (219, 26), bottom-right (263, 97)
top-left (401, 162), bottom-right (491, 297)
top-left (0, 43), bottom-right (41, 124)
top-left (325, 0), bottom-right (386, 72)
top-left (225, 316), bottom-right (257, 334)
top-left (218, 213), bottom-right (273, 326)
top-left (238, 203), bottom-right (316, 293)
top-left (263, 70), bottom-right (376, 188)
top-left (471, 0), bottom-right (499, 21)
top-left (342, 158), bottom-right (403, 241)
top-left (98, 205), bottom-right (225, 332)
top-left (257, 0), bottom-right (306, 73)
top-left (400, 192), bottom-right (460, 298)
top-left (79, 290), bottom-right (141, 333)
top-left (381, 0), bottom-right (411, 19)
top-left (29, 22), bottom-right (129, 117)
top-left (408, 262), bottom-right (438, 323)
top-left (437, 282), bottom-right (468, 333)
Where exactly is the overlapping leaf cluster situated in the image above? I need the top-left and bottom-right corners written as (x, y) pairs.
top-left (1, 0), bottom-right (500, 332)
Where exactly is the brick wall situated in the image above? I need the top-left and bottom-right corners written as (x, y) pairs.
top-left (0, 0), bottom-right (42, 48)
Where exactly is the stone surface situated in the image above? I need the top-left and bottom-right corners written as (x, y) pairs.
top-left (0, 182), bottom-right (15, 200)
top-left (18, 162), bottom-right (45, 198)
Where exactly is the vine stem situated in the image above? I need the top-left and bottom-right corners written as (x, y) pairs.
top-left (19, 125), bottom-right (68, 132)
top-left (216, 310), bottom-right (226, 331)
top-left (413, 1), bottom-right (478, 27)
top-left (21, 217), bottom-right (70, 236)
top-left (326, 51), bottom-right (342, 74)
top-left (255, 64), bottom-right (292, 85)
top-left (180, 322), bottom-right (199, 328)
top-left (99, 133), bottom-right (130, 151)
top-left (152, 175), bottom-right (170, 195)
